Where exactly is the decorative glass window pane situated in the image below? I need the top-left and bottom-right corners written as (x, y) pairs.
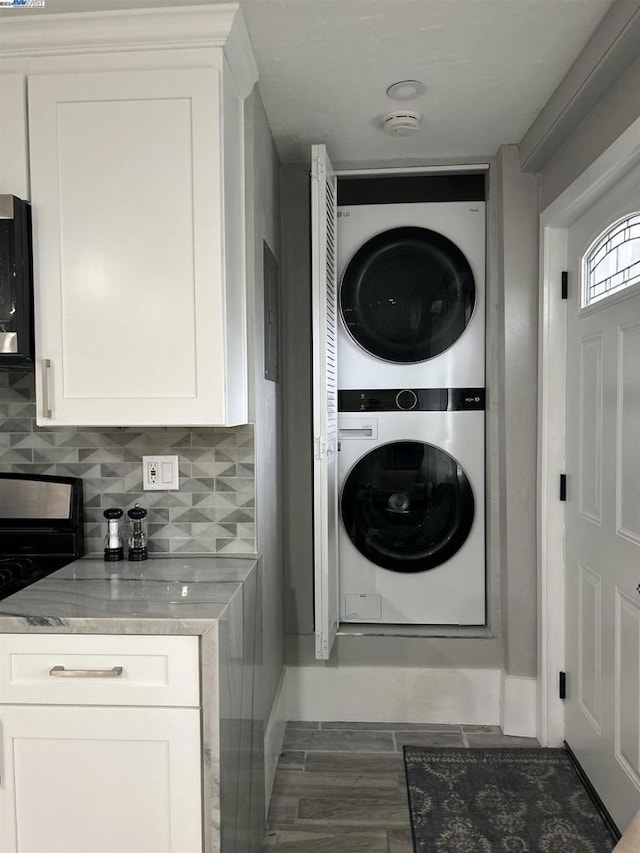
top-left (583, 213), bottom-right (640, 307)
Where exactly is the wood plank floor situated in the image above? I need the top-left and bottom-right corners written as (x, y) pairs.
top-left (263, 721), bottom-right (540, 852)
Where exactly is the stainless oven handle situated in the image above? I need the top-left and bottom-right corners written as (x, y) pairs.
top-left (49, 666), bottom-right (124, 678)
top-left (42, 358), bottom-right (53, 419)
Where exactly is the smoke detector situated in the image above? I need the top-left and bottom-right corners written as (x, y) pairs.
top-left (383, 110), bottom-right (421, 137)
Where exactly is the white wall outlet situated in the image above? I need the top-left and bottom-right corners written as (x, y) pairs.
top-left (142, 455), bottom-right (179, 491)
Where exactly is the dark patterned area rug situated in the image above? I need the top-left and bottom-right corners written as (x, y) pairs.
top-left (403, 747), bottom-right (617, 852)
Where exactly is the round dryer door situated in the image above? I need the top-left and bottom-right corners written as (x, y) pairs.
top-left (341, 440), bottom-right (474, 572)
top-left (340, 226), bottom-right (476, 363)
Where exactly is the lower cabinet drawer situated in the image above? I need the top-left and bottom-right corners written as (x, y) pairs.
top-left (0, 634), bottom-right (200, 706)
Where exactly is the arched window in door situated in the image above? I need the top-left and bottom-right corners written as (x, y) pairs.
top-left (583, 212), bottom-right (640, 307)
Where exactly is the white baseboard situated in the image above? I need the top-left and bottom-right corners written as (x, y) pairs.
top-left (283, 666), bottom-right (538, 736)
top-left (286, 665), bottom-right (503, 725)
top-left (501, 673), bottom-right (538, 737)
top-left (264, 668), bottom-right (288, 816)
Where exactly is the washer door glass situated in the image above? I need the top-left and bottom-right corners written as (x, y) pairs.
top-left (341, 440), bottom-right (474, 573)
top-left (340, 226), bottom-right (476, 363)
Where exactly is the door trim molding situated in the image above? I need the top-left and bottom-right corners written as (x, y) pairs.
top-left (538, 114), bottom-right (640, 746)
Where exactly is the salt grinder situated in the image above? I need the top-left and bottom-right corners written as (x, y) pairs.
top-left (127, 504), bottom-right (148, 561)
top-left (103, 508), bottom-right (124, 562)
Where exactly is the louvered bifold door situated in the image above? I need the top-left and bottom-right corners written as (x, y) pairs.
top-left (311, 144), bottom-right (339, 660)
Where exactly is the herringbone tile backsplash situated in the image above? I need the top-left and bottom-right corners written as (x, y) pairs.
top-left (0, 371), bottom-right (256, 556)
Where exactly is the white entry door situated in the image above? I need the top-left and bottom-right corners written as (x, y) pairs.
top-left (565, 162), bottom-right (640, 830)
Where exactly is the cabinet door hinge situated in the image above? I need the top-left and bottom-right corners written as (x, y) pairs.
top-left (314, 436), bottom-right (326, 460)
top-left (559, 671), bottom-right (567, 700)
top-left (561, 271), bottom-right (568, 300)
top-left (559, 473), bottom-right (567, 501)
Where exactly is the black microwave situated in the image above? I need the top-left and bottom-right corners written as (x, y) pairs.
top-left (0, 195), bottom-right (34, 368)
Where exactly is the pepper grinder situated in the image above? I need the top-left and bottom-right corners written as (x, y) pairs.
top-left (103, 508), bottom-right (124, 562)
top-left (127, 504), bottom-right (148, 561)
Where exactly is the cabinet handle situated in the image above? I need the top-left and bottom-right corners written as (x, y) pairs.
top-left (49, 665), bottom-right (124, 678)
top-left (42, 358), bottom-right (53, 419)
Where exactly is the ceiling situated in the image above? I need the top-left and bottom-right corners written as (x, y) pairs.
top-left (2, 0), bottom-right (615, 164)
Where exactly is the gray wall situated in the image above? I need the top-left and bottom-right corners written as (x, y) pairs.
top-left (496, 145), bottom-right (540, 678)
top-left (244, 88), bottom-right (284, 721)
top-left (540, 50), bottom-right (640, 209)
top-left (281, 165), bottom-right (315, 641)
top-left (280, 156), bottom-right (540, 675)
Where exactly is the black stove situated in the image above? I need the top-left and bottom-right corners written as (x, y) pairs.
top-left (0, 473), bottom-right (84, 600)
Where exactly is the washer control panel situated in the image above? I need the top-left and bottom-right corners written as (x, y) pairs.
top-left (339, 387), bottom-right (485, 412)
top-left (395, 389), bottom-right (418, 410)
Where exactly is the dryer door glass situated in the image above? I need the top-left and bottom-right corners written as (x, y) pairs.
top-left (340, 226), bottom-right (475, 363)
top-left (341, 440), bottom-right (474, 572)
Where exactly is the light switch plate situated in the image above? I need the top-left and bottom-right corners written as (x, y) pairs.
top-left (142, 455), bottom-right (179, 491)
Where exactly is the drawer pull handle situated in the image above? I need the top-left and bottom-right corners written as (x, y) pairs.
top-left (49, 665), bottom-right (124, 678)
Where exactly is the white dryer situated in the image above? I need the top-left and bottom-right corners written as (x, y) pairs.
top-left (338, 387), bottom-right (485, 625)
top-left (338, 201), bottom-right (485, 389)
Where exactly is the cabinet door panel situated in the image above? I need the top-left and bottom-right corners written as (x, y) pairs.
top-left (28, 68), bottom-right (240, 426)
top-left (0, 705), bottom-right (202, 853)
top-left (55, 96), bottom-right (198, 400)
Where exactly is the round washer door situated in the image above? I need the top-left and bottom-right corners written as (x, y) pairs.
top-left (340, 226), bottom-right (476, 363)
top-left (341, 440), bottom-right (474, 573)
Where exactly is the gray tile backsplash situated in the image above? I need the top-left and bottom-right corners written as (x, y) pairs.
top-left (0, 371), bottom-right (256, 556)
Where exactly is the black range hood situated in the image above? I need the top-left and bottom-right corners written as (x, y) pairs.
top-left (0, 194), bottom-right (35, 369)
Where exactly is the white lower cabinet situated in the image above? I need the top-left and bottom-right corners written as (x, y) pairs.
top-left (0, 634), bottom-right (204, 853)
top-left (0, 705), bottom-right (202, 853)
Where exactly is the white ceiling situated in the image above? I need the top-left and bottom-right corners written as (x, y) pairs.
top-left (4, 0), bottom-right (615, 164)
top-left (241, 0), bottom-right (614, 164)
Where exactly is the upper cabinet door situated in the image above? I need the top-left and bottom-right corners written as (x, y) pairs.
top-left (28, 68), bottom-right (247, 427)
top-left (311, 143), bottom-right (339, 660)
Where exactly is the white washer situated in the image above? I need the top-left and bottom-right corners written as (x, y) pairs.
top-left (338, 393), bottom-right (485, 625)
top-left (338, 201), bottom-right (485, 389)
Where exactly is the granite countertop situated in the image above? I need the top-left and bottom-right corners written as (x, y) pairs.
top-left (0, 556), bottom-right (258, 635)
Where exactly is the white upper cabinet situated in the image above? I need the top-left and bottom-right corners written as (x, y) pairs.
top-left (29, 67), bottom-right (244, 426)
top-left (1, 5), bottom-right (257, 427)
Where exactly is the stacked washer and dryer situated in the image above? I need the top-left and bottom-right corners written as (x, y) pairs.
top-left (336, 178), bottom-right (486, 625)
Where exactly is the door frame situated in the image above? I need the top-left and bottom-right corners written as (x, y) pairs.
top-left (537, 115), bottom-right (640, 746)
